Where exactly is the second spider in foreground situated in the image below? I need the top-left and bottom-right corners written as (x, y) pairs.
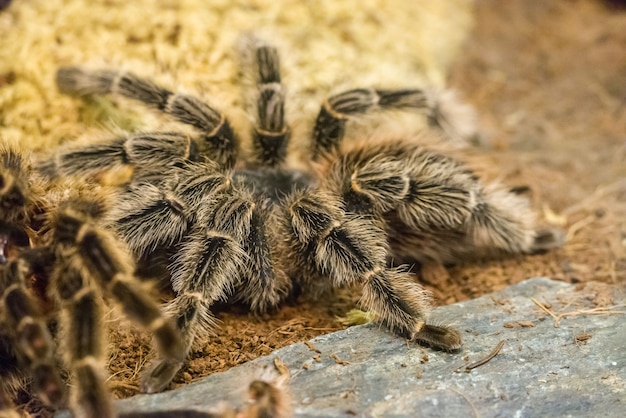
top-left (45, 36), bottom-right (562, 395)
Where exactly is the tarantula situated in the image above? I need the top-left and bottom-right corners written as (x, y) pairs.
top-left (3, 35), bottom-right (561, 416)
top-left (0, 151), bottom-right (184, 417)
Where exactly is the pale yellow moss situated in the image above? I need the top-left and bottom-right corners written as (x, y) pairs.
top-left (337, 309), bottom-right (376, 326)
top-left (0, 0), bottom-right (474, 154)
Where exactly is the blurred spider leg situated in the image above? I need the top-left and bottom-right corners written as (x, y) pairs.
top-left (0, 384), bottom-right (20, 418)
top-left (244, 378), bottom-right (292, 418)
top-left (464, 188), bottom-right (564, 258)
top-left (56, 68), bottom-right (238, 167)
top-left (53, 205), bottom-right (185, 395)
top-left (53, 257), bottom-right (113, 418)
top-left (1, 255), bottom-right (65, 408)
top-left (246, 39), bottom-right (290, 167)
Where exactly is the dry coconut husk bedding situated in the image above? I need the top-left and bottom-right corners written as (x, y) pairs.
top-left (1, 0), bottom-right (625, 413)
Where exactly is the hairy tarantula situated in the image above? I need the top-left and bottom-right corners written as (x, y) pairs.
top-left (1, 36), bottom-right (561, 417)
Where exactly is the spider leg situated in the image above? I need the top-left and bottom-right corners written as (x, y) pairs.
top-left (327, 140), bottom-right (563, 278)
top-left (56, 67), bottom-right (239, 167)
top-left (38, 132), bottom-right (200, 179)
top-left (52, 255), bottom-right (113, 418)
top-left (142, 187), bottom-right (290, 393)
top-left (285, 190), bottom-right (461, 350)
top-left (52, 200), bottom-right (184, 407)
top-left (1, 252), bottom-right (65, 409)
top-left (109, 161), bottom-right (231, 259)
top-left (243, 37), bottom-right (289, 167)
top-left (312, 88), bottom-right (474, 157)
top-left (109, 182), bottom-right (190, 259)
top-left (244, 377), bottom-right (292, 418)
top-left (140, 198), bottom-right (247, 393)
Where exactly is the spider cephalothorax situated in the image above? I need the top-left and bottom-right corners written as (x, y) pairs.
top-left (2, 35), bottom-right (562, 417)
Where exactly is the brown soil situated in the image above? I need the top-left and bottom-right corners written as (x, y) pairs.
top-left (103, 0), bottom-right (626, 400)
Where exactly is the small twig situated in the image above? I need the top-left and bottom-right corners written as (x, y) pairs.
top-left (273, 357), bottom-right (290, 377)
top-left (566, 215), bottom-right (596, 241)
top-left (330, 353), bottom-right (350, 365)
top-left (304, 341), bottom-right (321, 353)
top-left (574, 332), bottom-right (592, 346)
top-left (554, 305), bottom-right (626, 327)
top-left (464, 340), bottom-right (505, 372)
top-left (107, 381), bottom-right (139, 392)
top-left (531, 298), bottom-right (559, 322)
top-left (532, 298), bottom-right (625, 327)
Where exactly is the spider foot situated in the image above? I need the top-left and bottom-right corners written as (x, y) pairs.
top-left (140, 358), bottom-right (184, 394)
top-left (414, 323), bottom-right (462, 352)
top-left (531, 227), bottom-right (566, 253)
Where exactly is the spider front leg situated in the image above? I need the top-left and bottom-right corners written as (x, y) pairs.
top-left (56, 67), bottom-right (239, 167)
top-left (142, 184), bottom-right (291, 393)
top-left (106, 160), bottom-right (233, 260)
top-left (284, 190), bottom-right (461, 350)
top-left (140, 220), bottom-right (247, 393)
top-left (1, 252), bottom-right (65, 410)
top-left (51, 199), bottom-right (184, 415)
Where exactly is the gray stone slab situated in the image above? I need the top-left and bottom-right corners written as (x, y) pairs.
top-left (62, 278), bottom-right (626, 417)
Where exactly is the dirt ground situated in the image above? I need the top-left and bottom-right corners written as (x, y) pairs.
top-left (11, 0), bottom-right (626, 413)
top-left (102, 0), bottom-right (626, 401)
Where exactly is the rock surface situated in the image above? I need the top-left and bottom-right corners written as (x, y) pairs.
top-left (64, 278), bottom-right (626, 417)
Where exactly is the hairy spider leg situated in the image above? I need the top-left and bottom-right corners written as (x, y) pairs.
top-left (318, 144), bottom-right (469, 348)
top-left (38, 132), bottom-right (200, 179)
top-left (331, 140), bottom-right (563, 283)
top-left (0, 149), bottom-right (31, 225)
top-left (142, 183), bottom-right (291, 393)
top-left (51, 201), bottom-right (184, 414)
top-left (312, 88), bottom-right (438, 156)
top-left (284, 189), bottom-right (461, 350)
top-left (1, 254), bottom-right (65, 409)
top-left (56, 67), bottom-right (239, 167)
top-left (52, 255), bottom-right (114, 418)
top-left (109, 161), bottom-right (231, 258)
top-left (248, 40), bottom-right (290, 167)
top-left (140, 190), bottom-right (248, 393)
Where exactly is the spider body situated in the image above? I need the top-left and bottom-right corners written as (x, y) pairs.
top-left (1, 35), bottom-right (563, 417)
